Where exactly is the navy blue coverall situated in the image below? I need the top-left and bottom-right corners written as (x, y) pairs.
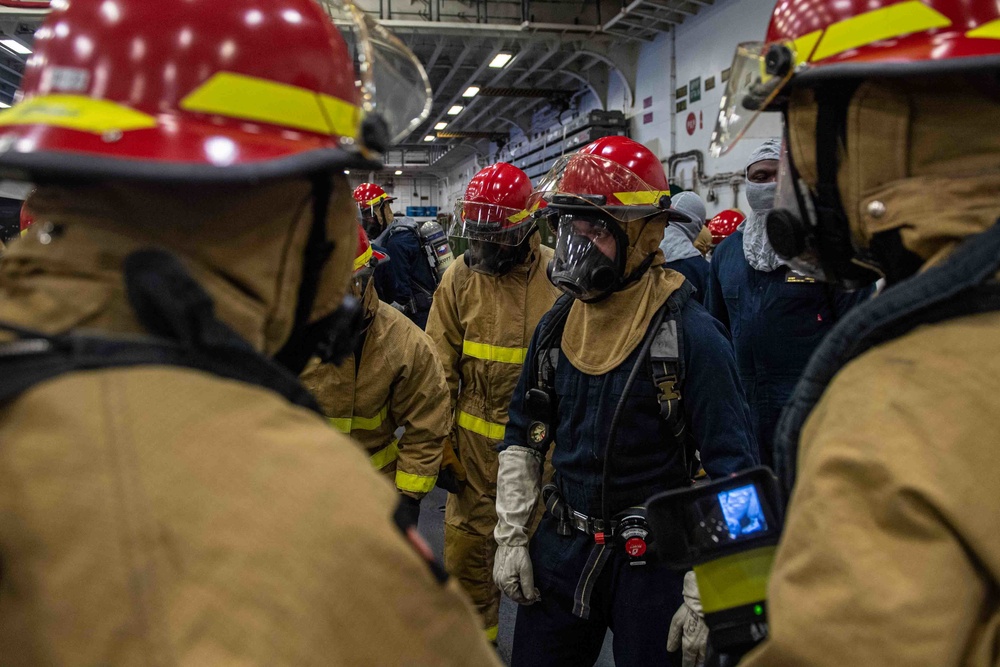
top-left (705, 229), bottom-right (873, 467)
top-left (665, 255), bottom-right (710, 304)
top-left (377, 219), bottom-right (437, 329)
top-left (500, 278), bottom-right (759, 667)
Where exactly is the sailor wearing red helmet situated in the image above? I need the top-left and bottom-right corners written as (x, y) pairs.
top-left (0, 0), bottom-right (499, 664)
top-left (492, 136), bottom-right (757, 666)
top-left (701, 0), bottom-right (1000, 664)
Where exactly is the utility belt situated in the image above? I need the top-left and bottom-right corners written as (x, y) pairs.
top-left (543, 484), bottom-right (651, 565)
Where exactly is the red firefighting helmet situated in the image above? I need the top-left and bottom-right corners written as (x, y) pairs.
top-left (353, 223), bottom-right (386, 275)
top-left (0, 0), bottom-right (433, 182)
top-left (451, 162), bottom-right (539, 246)
top-left (353, 182), bottom-right (396, 220)
top-left (707, 209), bottom-right (745, 246)
top-left (711, 0), bottom-right (1000, 156)
top-left (531, 136), bottom-right (690, 223)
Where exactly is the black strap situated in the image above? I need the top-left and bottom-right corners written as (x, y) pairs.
top-left (774, 221), bottom-right (1000, 498)
top-left (0, 248), bottom-right (321, 413)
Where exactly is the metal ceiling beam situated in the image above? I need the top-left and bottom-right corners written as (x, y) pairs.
top-left (417, 42), bottom-right (505, 142)
top-left (487, 52), bottom-right (582, 125)
top-left (423, 38), bottom-right (449, 74)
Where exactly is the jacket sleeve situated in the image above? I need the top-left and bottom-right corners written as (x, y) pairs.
top-left (705, 250), bottom-right (730, 332)
top-left (389, 327), bottom-right (451, 499)
top-left (424, 262), bottom-right (464, 411)
top-left (385, 231), bottom-right (420, 303)
top-left (681, 300), bottom-right (759, 476)
top-left (741, 347), bottom-right (996, 666)
top-left (497, 317), bottom-right (548, 456)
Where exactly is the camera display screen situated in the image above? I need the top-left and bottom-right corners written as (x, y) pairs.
top-left (688, 483), bottom-right (770, 550)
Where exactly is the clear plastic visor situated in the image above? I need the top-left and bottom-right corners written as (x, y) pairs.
top-left (450, 201), bottom-right (534, 246)
top-left (554, 215), bottom-right (619, 265)
top-left (319, 1), bottom-right (432, 143)
top-left (769, 138), bottom-right (825, 279)
top-left (527, 153), bottom-right (672, 222)
top-left (709, 41), bottom-right (797, 158)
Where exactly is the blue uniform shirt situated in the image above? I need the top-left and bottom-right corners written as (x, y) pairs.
top-left (665, 257), bottom-right (710, 304)
top-left (705, 230), bottom-right (873, 466)
top-left (501, 281), bottom-right (759, 519)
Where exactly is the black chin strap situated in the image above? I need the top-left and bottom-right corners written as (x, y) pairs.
top-left (273, 174), bottom-right (335, 374)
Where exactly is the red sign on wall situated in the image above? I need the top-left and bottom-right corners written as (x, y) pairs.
top-left (685, 112), bottom-right (697, 136)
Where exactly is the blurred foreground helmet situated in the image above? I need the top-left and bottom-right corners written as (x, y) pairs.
top-left (452, 162), bottom-right (537, 276)
top-left (709, 0), bottom-right (1000, 287)
top-left (531, 136), bottom-right (689, 301)
top-left (708, 209), bottom-right (744, 246)
top-left (0, 0), bottom-right (432, 183)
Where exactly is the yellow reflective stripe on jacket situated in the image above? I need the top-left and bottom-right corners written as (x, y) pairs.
top-left (613, 190), bottom-right (670, 206)
top-left (395, 469), bottom-right (437, 494)
top-left (810, 1), bottom-right (951, 62)
top-left (457, 410), bottom-right (506, 440)
top-left (328, 404), bottom-right (389, 433)
top-left (0, 95), bottom-right (157, 134)
top-left (370, 439), bottom-right (400, 470)
top-left (485, 625), bottom-right (499, 643)
top-left (180, 71), bottom-right (362, 138)
top-left (463, 340), bottom-right (528, 364)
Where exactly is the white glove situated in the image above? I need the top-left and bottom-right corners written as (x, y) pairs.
top-left (667, 571), bottom-right (708, 667)
top-left (494, 545), bottom-right (539, 604)
top-left (493, 446), bottom-right (543, 605)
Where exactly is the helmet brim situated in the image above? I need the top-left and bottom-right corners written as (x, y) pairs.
top-left (545, 199), bottom-right (694, 223)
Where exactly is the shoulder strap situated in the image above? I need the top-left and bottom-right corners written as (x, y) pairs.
top-left (533, 294), bottom-right (575, 393)
top-left (0, 249), bottom-right (321, 414)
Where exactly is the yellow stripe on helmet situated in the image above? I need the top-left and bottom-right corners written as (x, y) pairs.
top-left (613, 190), bottom-right (671, 206)
top-left (968, 18), bottom-right (1000, 40)
top-left (180, 71), bottom-right (362, 138)
top-left (810, 0), bottom-right (951, 63)
top-left (354, 245), bottom-right (374, 272)
top-left (364, 192), bottom-right (390, 207)
top-left (0, 95), bottom-right (157, 134)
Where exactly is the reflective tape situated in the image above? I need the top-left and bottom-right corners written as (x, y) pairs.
top-left (792, 30), bottom-right (823, 65)
top-left (613, 190), bottom-right (670, 206)
top-left (484, 625), bottom-right (499, 643)
top-left (968, 18), bottom-right (1000, 40)
top-left (364, 192), bottom-right (390, 207)
top-left (463, 340), bottom-right (528, 364)
top-left (456, 410), bottom-right (506, 440)
top-left (328, 404), bottom-right (389, 434)
top-left (354, 245), bottom-right (373, 272)
top-left (0, 95), bottom-right (157, 134)
top-left (692, 546), bottom-right (776, 615)
top-left (370, 439), bottom-right (400, 470)
top-left (180, 72), bottom-right (362, 138)
top-left (395, 469), bottom-right (437, 494)
top-left (506, 208), bottom-right (530, 224)
top-left (811, 1), bottom-right (951, 62)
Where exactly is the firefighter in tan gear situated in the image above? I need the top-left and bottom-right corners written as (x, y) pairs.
top-left (426, 163), bottom-right (561, 642)
top-left (0, 1), bottom-right (500, 665)
top-left (667, 0), bottom-right (1000, 664)
top-left (301, 225), bottom-right (454, 520)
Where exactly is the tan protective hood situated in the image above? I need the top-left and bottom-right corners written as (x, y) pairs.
top-left (1, 178), bottom-right (356, 355)
top-left (788, 78), bottom-right (1000, 268)
top-left (562, 266), bottom-right (685, 376)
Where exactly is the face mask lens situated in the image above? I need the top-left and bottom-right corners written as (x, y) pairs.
top-left (549, 214), bottom-right (620, 301)
top-left (766, 140), bottom-right (826, 279)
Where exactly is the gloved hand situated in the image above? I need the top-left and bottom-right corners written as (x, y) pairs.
top-left (493, 445), bottom-right (543, 606)
top-left (494, 544), bottom-right (538, 604)
top-left (667, 571), bottom-right (708, 667)
top-left (436, 441), bottom-right (467, 494)
top-left (395, 494), bottom-right (422, 528)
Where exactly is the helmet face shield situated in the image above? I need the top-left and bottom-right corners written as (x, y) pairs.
top-left (319, 1), bottom-right (432, 144)
top-left (765, 140), bottom-right (826, 279)
top-left (548, 213), bottom-right (624, 302)
top-left (528, 153), bottom-right (677, 222)
top-left (709, 41), bottom-right (797, 157)
top-left (450, 200), bottom-right (535, 246)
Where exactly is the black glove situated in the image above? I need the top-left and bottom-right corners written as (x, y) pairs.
top-left (395, 494), bottom-right (422, 528)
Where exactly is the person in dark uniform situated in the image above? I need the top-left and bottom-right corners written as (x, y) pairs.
top-left (492, 137), bottom-right (758, 667)
top-left (659, 190), bottom-right (710, 303)
top-left (705, 138), bottom-right (873, 467)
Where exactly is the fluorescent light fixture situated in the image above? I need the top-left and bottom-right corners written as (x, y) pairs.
top-left (447, 105), bottom-right (463, 115)
top-left (434, 122), bottom-right (447, 130)
top-left (0, 39), bottom-right (30, 55)
top-left (489, 53), bottom-right (513, 68)
top-left (394, 170), bottom-right (403, 175)
top-left (423, 135), bottom-right (435, 142)
top-left (462, 86), bottom-right (479, 98)
top-left (344, 170), bottom-right (350, 174)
